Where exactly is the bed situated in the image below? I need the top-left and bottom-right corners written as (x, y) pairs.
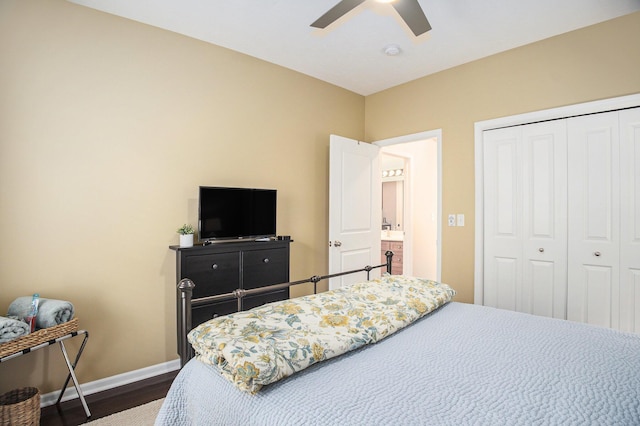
top-left (158, 268), bottom-right (640, 425)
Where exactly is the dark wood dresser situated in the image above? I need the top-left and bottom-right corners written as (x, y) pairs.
top-left (170, 239), bottom-right (291, 356)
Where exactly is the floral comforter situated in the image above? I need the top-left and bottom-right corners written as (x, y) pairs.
top-left (188, 275), bottom-right (455, 393)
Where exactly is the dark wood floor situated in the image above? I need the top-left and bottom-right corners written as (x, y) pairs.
top-left (40, 370), bottom-right (178, 425)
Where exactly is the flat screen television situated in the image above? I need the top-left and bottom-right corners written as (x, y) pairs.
top-left (198, 186), bottom-right (277, 242)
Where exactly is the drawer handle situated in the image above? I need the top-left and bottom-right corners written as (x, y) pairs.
top-left (538, 248), bottom-right (544, 253)
top-left (594, 251), bottom-right (601, 257)
top-left (263, 258), bottom-right (270, 263)
top-left (211, 264), bottom-right (218, 270)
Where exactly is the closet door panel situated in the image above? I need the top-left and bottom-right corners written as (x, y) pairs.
top-left (568, 265), bottom-right (614, 327)
top-left (624, 270), bottom-right (640, 333)
top-left (620, 107), bottom-right (640, 333)
top-left (521, 121), bottom-right (567, 318)
top-left (567, 112), bottom-right (620, 328)
top-left (494, 258), bottom-right (518, 310)
top-left (527, 260), bottom-right (555, 318)
top-left (585, 266), bottom-right (613, 327)
top-left (483, 127), bottom-right (522, 310)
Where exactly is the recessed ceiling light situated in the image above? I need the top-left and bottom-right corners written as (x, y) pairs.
top-left (383, 44), bottom-right (402, 56)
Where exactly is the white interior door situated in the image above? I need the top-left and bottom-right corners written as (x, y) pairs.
top-left (567, 111), bottom-right (620, 328)
top-left (329, 135), bottom-right (381, 290)
top-left (619, 107), bottom-right (640, 333)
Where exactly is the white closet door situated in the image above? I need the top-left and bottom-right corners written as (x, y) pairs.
top-left (483, 121), bottom-right (567, 317)
top-left (567, 112), bottom-right (620, 328)
top-left (521, 120), bottom-right (568, 318)
top-left (619, 107), bottom-right (640, 333)
top-left (484, 127), bottom-right (522, 311)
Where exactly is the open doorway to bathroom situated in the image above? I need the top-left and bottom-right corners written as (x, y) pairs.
top-left (376, 131), bottom-right (440, 281)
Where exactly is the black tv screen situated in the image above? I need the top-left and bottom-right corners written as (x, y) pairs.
top-left (199, 186), bottom-right (277, 241)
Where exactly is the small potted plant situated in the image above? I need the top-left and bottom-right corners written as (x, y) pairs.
top-left (177, 224), bottom-right (195, 248)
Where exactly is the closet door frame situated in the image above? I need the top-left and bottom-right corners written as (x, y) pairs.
top-left (474, 93), bottom-right (640, 305)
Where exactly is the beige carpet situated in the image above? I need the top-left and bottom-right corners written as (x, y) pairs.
top-left (86, 398), bottom-right (164, 425)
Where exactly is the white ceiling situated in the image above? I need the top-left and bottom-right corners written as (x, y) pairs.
top-left (68, 0), bottom-right (640, 96)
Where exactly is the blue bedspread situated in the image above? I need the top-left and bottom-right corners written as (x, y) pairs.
top-left (156, 302), bottom-right (640, 425)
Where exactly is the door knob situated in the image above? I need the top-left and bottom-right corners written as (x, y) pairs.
top-left (334, 240), bottom-right (343, 247)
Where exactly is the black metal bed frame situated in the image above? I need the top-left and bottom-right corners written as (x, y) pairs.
top-left (176, 251), bottom-right (394, 366)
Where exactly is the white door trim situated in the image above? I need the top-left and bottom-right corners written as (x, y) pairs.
top-left (474, 93), bottom-right (640, 305)
top-left (374, 129), bottom-right (442, 281)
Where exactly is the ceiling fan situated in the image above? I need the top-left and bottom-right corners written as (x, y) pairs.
top-left (311, 0), bottom-right (432, 36)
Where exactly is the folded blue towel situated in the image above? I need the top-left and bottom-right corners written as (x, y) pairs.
top-left (0, 316), bottom-right (30, 343)
top-left (8, 297), bottom-right (74, 329)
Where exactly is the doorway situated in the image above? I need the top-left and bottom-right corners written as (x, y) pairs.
top-left (375, 130), bottom-right (441, 281)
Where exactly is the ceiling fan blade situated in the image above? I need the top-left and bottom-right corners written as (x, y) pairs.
top-left (392, 0), bottom-right (431, 36)
top-left (311, 0), bottom-right (366, 29)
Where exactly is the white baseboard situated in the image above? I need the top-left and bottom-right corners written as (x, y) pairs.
top-left (40, 359), bottom-right (181, 407)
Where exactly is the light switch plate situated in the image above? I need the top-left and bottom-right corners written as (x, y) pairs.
top-left (457, 214), bottom-right (465, 226)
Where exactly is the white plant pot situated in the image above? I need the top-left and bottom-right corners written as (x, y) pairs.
top-left (179, 234), bottom-right (194, 248)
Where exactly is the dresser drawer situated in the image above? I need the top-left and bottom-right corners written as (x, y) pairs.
top-left (381, 241), bottom-right (403, 262)
top-left (381, 240), bottom-right (403, 275)
top-left (183, 252), bottom-right (240, 299)
top-left (242, 247), bottom-right (289, 289)
top-left (192, 300), bottom-right (237, 328)
top-left (243, 289), bottom-right (289, 311)
top-left (388, 241), bottom-right (403, 254)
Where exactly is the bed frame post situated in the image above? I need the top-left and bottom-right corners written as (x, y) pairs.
top-left (310, 275), bottom-right (321, 294)
top-left (177, 278), bottom-right (195, 367)
top-left (233, 289), bottom-right (247, 312)
top-left (385, 251), bottom-right (394, 274)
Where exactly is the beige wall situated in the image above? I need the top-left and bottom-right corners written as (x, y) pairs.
top-left (0, 0), bottom-right (363, 394)
top-left (365, 11), bottom-right (640, 304)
